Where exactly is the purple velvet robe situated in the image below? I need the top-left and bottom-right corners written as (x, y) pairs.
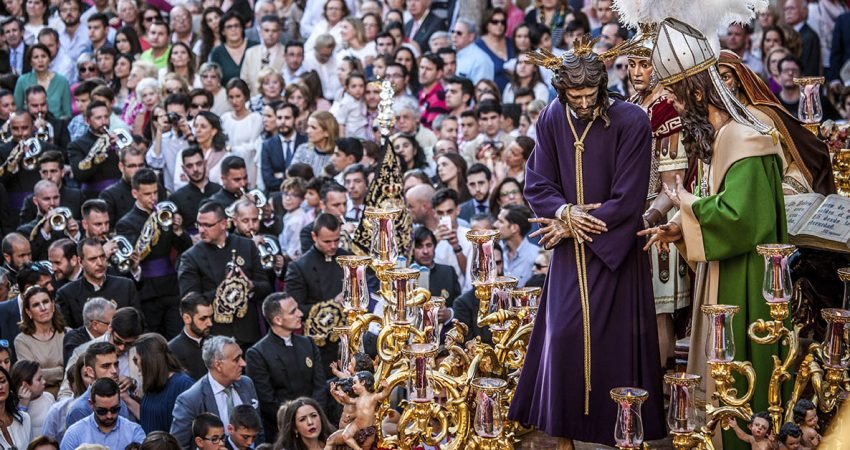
top-left (508, 99), bottom-right (666, 445)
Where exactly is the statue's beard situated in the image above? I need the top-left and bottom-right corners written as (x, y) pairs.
top-left (679, 107), bottom-right (715, 164)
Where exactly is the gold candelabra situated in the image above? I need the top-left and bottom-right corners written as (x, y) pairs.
top-left (330, 208), bottom-right (534, 449)
top-left (666, 244), bottom-right (850, 449)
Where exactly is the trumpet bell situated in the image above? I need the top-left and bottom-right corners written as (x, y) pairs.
top-left (154, 201), bottom-right (178, 229)
top-left (49, 207), bottom-right (72, 231)
top-left (109, 236), bottom-right (134, 272)
top-left (258, 236), bottom-right (280, 270)
top-left (22, 138), bottom-right (42, 171)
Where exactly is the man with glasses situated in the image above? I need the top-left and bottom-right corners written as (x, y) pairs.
top-left (450, 19), bottom-right (493, 84)
top-left (170, 5), bottom-right (195, 46)
top-left (63, 308), bottom-right (144, 419)
top-left (61, 378), bottom-right (145, 450)
top-left (178, 202), bottom-right (272, 348)
top-left (20, 151), bottom-right (84, 225)
top-left (193, 413), bottom-right (227, 450)
top-left (63, 297), bottom-right (115, 365)
top-left (282, 41), bottom-right (307, 84)
top-left (56, 238), bottom-right (140, 329)
top-left (170, 147), bottom-right (222, 238)
top-left (189, 89), bottom-right (214, 118)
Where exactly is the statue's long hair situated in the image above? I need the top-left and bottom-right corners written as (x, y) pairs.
top-left (667, 70), bottom-right (727, 164)
top-left (552, 53), bottom-right (613, 128)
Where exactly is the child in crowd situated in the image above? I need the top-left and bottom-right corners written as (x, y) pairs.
top-left (278, 177), bottom-right (309, 261)
top-left (227, 405), bottom-right (262, 450)
top-left (329, 73), bottom-right (369, 139)
top-left (192, 413), bottom-right (225, 450)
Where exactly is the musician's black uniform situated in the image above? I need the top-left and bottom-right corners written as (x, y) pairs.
top-left (20, 185), bottom-right (83, 224)
top-left (101, 179), bottom-right (168, 230)
top-left (0, 139), bottom-right (59, 228)
top-left (68, 131), bottom-right (121, 199)
top-left (177, 234), bottom-right (272, 348)
top-left (116, 205), bottom-right (193, 338)
top-left (55, 275), bottom-right (141, 329)
top-left (169, 181), bottom-right (222, 234)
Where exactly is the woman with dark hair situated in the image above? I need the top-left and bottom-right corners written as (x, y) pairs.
top-left (174, 111), bottom-right (230, 187)
top-left (304, 0), bottom-right (349, 53)
top-left (196, 7), bottom-right (224, 65)
top-left (112, 54), bottom-right (134, 110)
top-left (436, 153), bottom-right (471, 203)
top-left (164, 42), bottom-right (199, 88)
top-left (475, 79), bottom-right (502, 104)
top-left (221, 78), bottom-right (263, 186)
top-left (503, 136), bottom-right (534, 183)
top-left (133, 334), bottom-right (195, 434)
top-left (273, 397), bottom-right (335, 450)
top-left (13, 43), bottom-right (72, 118)
top-left (392, 133), bottom-right (429, 172)
top-left (476, 8), bottom-right (514, 92)
top-left (0, 366), bottom-right (30, 449)
top-left (393, 46), bottom-right (420, 95)
top-left (512, 23), bottom-right (532, 55)
top-left (362, 12), bottom-right (382, 43)
top-left (488, 177), bottom-right (526, 216)
top-left (14, 287), bottom-right (66, 397)
top-left (96, 46), bottom-right (118, 84)
top-left (298, 71), bottom-right (331, 111)
top-left (23, 0), bottom-right (49, 42)
top-left (504, 53), bottom-right (549, 102)
top-left (0, 0), bottom-right (23, 17)
top-left (140, 431), bottom-right (181, 450)
top-left (115, 26), bottom-right (144, 59)
top-left (760, 26), bottom-right (786, 74)
top-left (11, 360), bottom-right (53, 439)
top-left (210, 12), bottom-right (257, 85)
top-left (138, 4), bottom-right (162, 41)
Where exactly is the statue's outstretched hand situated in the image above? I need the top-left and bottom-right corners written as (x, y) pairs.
top-left (637, 222), bottom-right (682, 252)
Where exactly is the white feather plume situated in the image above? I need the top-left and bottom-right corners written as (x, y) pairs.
top-left (613, 0), bottom-right (768, 53)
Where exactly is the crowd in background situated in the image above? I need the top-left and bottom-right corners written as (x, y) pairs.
top-left (0, 0), bottom-right (847, 449)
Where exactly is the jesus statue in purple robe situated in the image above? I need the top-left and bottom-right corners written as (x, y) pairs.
top-left (507, 44), bottom-right (666, 448)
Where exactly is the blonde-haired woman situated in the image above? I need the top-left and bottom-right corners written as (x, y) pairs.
top-left (335, 17), bottom-right (377, 66)
top-left (249, 67), bottom-right (285, 113)
top-left (121, 60), bottom-right (158, 127)
top-left (290, 111), bottom-right (339, 177)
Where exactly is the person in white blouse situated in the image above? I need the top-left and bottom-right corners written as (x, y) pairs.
top-left (0, 366), bottom-right (31, 450)
top-left (502, 54), bottom-right (550, 103)
top-left (334, 17), bottom-right (377, 67)
top-left (220, 79), bottom-right (263, 189)
top-left (303, 0), bottom-right (347, 54)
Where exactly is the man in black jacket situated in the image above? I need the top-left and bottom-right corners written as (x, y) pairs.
top-left (55, 238), bottom-right (141, 329)
top-left (117, 168), bottom-right (192, 338)
top-left (168, 292), bottom-right (213, 380)
top-left (285, 213), bottom-right (350, 383)
top-left (19, 150), bottom-right (83, 224)
top-left (68, 101), bottom-right (122, 199)
top-left (784, 0), bottom-right (821, 76)
top-left (178, 202), bottom-right (272, 349)
top-left (169, 146), bottom-right (221, 236)
top-left (101, 147), bottom-right (166, 230)
top-left (246, 293), bottom-right (326, 442)
top-left (24, 86), bottom-right (70, 151)
top-left (203, 156), bottom-right (248, 209)
top-left (17, 180), bottom-right (82, 260)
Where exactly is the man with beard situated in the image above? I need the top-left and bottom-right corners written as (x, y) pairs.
top-left (169, 292), bottom-right (214, 380)
top-left (170, 146), bottom-right (222, 237)
top-left (717, 49), bottom-right (835, 196)
top-left (639, 19), bottom-right (786, 450)
top-left (1, 232), bottom-right (32, 295)
top-left (0, 112), bottom-right (60, 228)
top-left (48, 238), bottom-right (82, 291)
top-left (60, 378), bottom-right (145, 450)
top-left (232, 199), bottom-right (285, 282)
top-left (69, 101), bottom-right (122, 199)
top-left (55, 238), bottom-right (140, 329)
top-left (116, 168), bottom-right (192, 338)
top-left (260, 103), bottom-right (306, 191)
top-left (101, 147), bottom-right (167, 230)
top-left (25, 86), bottom-right (71, 150)
top-left (625, 30), bottom-right (690, 369)
top-left (204, 156), bottom-right (248, 209)
top-left (178, 202), bottom-right (272, 349)
top-left (20, 150), bottom-right (84, 224)
top-left (58, 0), bottom-right (89, 80)
top-left (507, 38), bottom-right (665, 448)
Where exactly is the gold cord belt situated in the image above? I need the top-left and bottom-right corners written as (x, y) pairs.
top-left (566, 109), bottom-right (595, 415)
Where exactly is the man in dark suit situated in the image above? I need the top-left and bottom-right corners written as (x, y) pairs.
top-left (16, 180), bottom-right (81, 260)
top-left (62, 297), bottom-right (116, 364)
top-left (25, 86), bottom-right (70, 151)
top-left (55, 238), bottom-right (141, 329)
top-left (1, 232), bottom-right (32, 298)
top-left (117, 168), bottom-right (192, 338)
top-left (178, 202), bottom-right (272, 348)
top-left (47, 239), bottom-right (82, 292)
top-left (286, 213), bottom-right (350, 382)
top-left (404, 0), bottom-right (447, 53)
top-left (458, 163), bottom-right (492, 222)
top-left (452, 243), bottom-right (503, 346)
top-left (784, 0), bottom-right (821, 76)
top-left (246, 293), bottom-right (326, 442)
top-left (101, 147), bottom-right (166, 230)
top-left (169, 292), bottom-right (214, 380)
top-left (298, 182), bottom-right (348, 254)
top-left (1, 18), bottom-right (30, 75)
top-left (170, 335), bottom-right (263, 449)
top-left (412, 227), bottom-right (461, 306)
top-left (829, 12), bottom-right (850, 84)
top-left (19, 150), bottom-right (84, 225)
top-left (260, 103), bottom-right (306, 193)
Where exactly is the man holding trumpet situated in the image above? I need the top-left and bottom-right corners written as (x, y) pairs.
top-left (17, 179), bottom-right (81, 260)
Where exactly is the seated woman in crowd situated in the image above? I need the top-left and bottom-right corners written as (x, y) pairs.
top-left (14, 43), bottom-right (71, 118)
top-left (292, 111), bottom-right (339, 177)
top-left (0, 366), bottom-right (30, 450)
top-left (273, 397), bottom-right (335, 450)
top-left (10, 360), bottom-right (53, 439)
top-left (249, 68), bottom-right (285, 114)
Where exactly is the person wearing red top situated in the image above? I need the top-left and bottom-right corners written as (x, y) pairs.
top-left (417, 53), bottom-right (448, 129)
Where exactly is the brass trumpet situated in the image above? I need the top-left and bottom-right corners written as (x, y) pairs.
top-left (78, 128), bottom-right (134, 170)
top-left (34, 113), bottom-right (53, 142)
top-left (257, 236), bottom-right (280, 270)
top-left (0, 117), bottom-right (12, 143)
top-left (29, 207), bottom-right (73, 240)
top-left (0, 140), bottom-right (25, 176)
top-left (22, 138), bottom-right (42, 171)
top-left (109, 236), bottom-right (134, 272)
top-left (225, 189), bottom-right (268, 222)
top-left (154, 201), bottom-right (178, 230)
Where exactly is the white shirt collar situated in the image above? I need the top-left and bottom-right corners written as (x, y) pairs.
top-left (208, 373), bottom-right (231, 395)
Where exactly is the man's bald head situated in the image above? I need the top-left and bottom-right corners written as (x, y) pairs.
top-left (405, 184), bottom-right (436, 205)
top-left (34, 179), bottom-right (59, 196)
top-left (2, 232), bottom-right (31, 269)
top-left (405, 184), bottom-right (437, 225)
